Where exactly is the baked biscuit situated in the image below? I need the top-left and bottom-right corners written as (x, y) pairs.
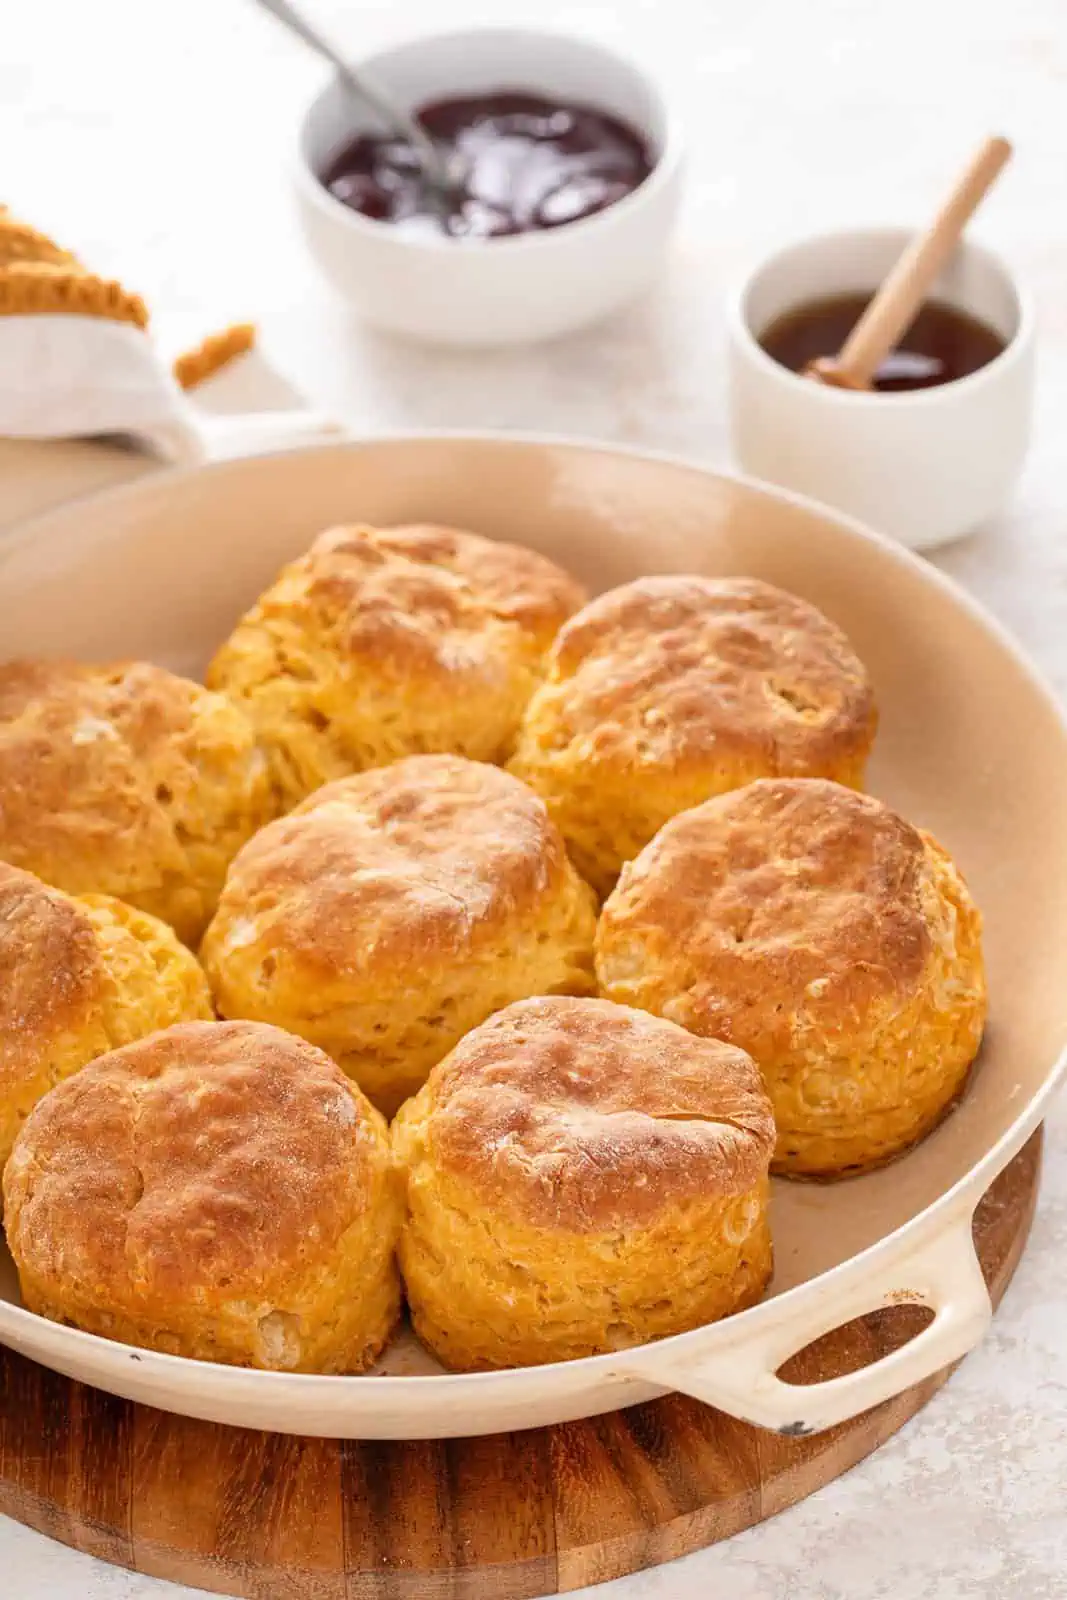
top-left (201, 755), bottom-right (597, 1116)
top-left (508, 575), bottom-right (876, 894)
top-left (3, 1020), bottom-right (402, 1372)
top-left (0, 658), bottom-right (276, 944)
top-left (393, 996), bottom-right (775, 1369)
top-left (0, 862), bottom-right (213, 1172)
top-left (206, 523), bottom-right (586, 807)
top-left (596, 778), bottom-right (987, 1178)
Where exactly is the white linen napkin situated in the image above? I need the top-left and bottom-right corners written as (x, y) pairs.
top-left (0, 206), bottom-right (341, 472)
top-left (0, 312), bottom-right (340, 464)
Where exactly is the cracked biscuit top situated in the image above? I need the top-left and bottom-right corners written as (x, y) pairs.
top-left (0, 657), bottom-right (276, 943)
top-left (3, 1020), bottom-right (386, 1312)
top-left (395, 995), bottom-right (774, 1231)
top-left (0, 861), bottom-right (212, 1166)
top-left (596, 778), bottom-right (940, 1053)
top-left (520, 575), bottom-right (876, 780)
top-left (204, 754), bottom-right (593, 993)
top-left (205, 523), bottom-right (587, 805)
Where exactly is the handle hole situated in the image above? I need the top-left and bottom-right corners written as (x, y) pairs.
top-left (776, 1304), bottom-right (935, 1387)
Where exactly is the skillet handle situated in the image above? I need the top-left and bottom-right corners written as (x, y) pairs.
top-left (615, 1211), bottom-right (992, 1435)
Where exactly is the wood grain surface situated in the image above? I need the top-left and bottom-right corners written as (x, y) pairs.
top-left (0, 1129), bottom-right (1041, 1600)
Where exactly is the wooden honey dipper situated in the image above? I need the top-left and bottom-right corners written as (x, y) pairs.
top-left (807, 136), bottom-right (1013, 390)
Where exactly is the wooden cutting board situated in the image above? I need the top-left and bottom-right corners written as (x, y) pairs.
top-left (0, 1129), bottom-right (1040, 1599)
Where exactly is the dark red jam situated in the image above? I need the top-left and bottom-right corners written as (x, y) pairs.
top-left (320, 91), bottom-right (654, 240)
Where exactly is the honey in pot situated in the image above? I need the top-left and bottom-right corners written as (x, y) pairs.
top-left (759, 292), bottom-right (1006, 392)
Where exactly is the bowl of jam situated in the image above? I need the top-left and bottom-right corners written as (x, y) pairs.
top-left (294, 27), bottom-right (683, 346)
top-left (321, 92), bottom-right (654, 242)
top-left (727, 227), bottom-right (1034, 551)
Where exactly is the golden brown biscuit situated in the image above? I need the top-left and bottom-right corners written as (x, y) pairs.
top-left (205, 523), bottom-right (586, 808)
top-left (3, 1020), bottom-right (402, 1372)
top-left (0, 658), bottom-right (277, 944)
top-left (201, 755), bottom-right (597, 1117)
top-left (508, 575), bottom-right (876, 894)
top-left (596, 778), bottom-right (987, 1178)
top-left (393, 996), bottom-right (775, 1369)
top-left (0, 862), bottom-right (213, 1172)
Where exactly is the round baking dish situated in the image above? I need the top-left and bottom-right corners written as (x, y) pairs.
top-left (0, 434), bottom-right (1064, 1440)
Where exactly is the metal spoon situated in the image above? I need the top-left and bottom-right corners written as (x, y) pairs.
top-left (252, 0), bottom-right (462, 199)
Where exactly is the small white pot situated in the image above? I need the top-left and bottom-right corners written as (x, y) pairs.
top-left (293, 27), bottom-right (685, 348)
top-left (727, 228), bottom-right (1035, 552)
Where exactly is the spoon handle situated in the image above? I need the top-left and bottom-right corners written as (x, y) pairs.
top-left (831, 136), bottom-right (1013, 389)
top-left (251, 0), bottom-right (448, 187)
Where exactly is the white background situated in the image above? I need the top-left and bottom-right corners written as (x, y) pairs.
top-left (4, 1), bottom-right (1067, 1596)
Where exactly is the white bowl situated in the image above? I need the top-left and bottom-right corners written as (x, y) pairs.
top-left (293, 27), bottom-right (684, 348)
top-left (727, 229), bottom-right (1035, 552)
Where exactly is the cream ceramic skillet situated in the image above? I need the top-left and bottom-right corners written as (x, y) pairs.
top-left (0, 435), bottom-right (1064, 1440)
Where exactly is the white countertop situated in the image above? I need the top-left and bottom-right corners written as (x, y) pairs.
top-left (6, 1), bottom-right (1067, 1595)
